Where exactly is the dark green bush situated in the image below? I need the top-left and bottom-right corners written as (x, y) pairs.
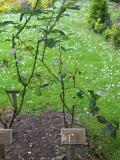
top-left (104, 24), bottom-right (120, 47)
top-left (88, 0), bottom-right (111, 33)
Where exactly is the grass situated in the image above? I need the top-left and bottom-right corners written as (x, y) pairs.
top-left (0, 0), bottom-right (120, 159)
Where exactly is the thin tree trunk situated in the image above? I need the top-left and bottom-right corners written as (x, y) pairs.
top-left (69, 144), bottom-right (76, 160)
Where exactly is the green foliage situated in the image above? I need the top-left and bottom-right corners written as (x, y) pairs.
top-left (88, 90), bottom-right (100, 115)
top-left (0, 0), bottom-right (120, 157)
top-left (97, 115), bottom-right (119, 138)
top-left (104, 24), bottom-right (120, 47)
top-left (97, 116), bottom-right (107, 124)
top-left (102, 120), bottom-right (119, 138)
top-left (109, 0), bottom-right (120, 3)
top-left (88, 0), bottom-right (111, 33)
top-left (77, 89), bottom-right (119, 138)
top-left (0, 0), bottom-right (69, 128)
top-left (77, 89), bottom-right (84, 98)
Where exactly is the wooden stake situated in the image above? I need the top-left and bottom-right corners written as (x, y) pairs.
top-left (69, 144), bottom-right (75, 160)
top-left (61, 128), bottom-right (86, 160)
top-left (0, 144), bottom-right (5, 160)
top-left (0, 129), bottom-right (12, 160)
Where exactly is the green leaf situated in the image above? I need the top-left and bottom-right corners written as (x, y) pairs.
top-left (52, 29), bottom-right (66, 36)
top-left (61, 46), bottom-right (75, 52)
top-left (88, 89), bottom-right (94, 96)
top-left (88, 90), bottom-right (101, 100)
top-left (41, 83), bottom-right (51, 89)
top-left (19, 13), bottom-right (24, 21)
top-left (94, 94), bottom-right (101, 100)
top-left (0, 21), bottom-right (16, 26)
top-left (69, 5), bottom-right (80, 10)
top-left (62, 13), bottom-right (70, 17)
top-left (59, 72), bottom-right (67, 79)
top-left (97, 116), bottom-right (107, 124)
top-left (5, 39), bottom-right (11, 42)
top-left (46, 38), bottom-right (57, 48)
top-left (77, 89), bottom-right (84, 98)
top-left (102, 120), bottom-right (119, 138)
top-left (61, 46), bottom-right (67, 52)
top-left (90, 106), bottom-right (99, 115)
top-left (89, 98), bottom-right (96, 108)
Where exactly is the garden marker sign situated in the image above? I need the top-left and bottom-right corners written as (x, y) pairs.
top-left (61, 128), bottom-right (86, 144)
top-left (0, 129), bottom-right (12, 159)
top-left (0, 129), bottom-right (12, 144)
top-left (61, 128), bottom-right (86, 160)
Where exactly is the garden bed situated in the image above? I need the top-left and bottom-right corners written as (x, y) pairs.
top-left (3, 110), bottom-right (92, 160)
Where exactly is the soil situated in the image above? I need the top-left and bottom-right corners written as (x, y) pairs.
top-left (3, 110), bottom-right (91, 160)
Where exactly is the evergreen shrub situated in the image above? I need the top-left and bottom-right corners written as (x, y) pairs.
top-left (88, 0), bottom-right (111, 33)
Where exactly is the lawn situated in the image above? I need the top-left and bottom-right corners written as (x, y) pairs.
top-left (0, 0), bottom-right (120, 159)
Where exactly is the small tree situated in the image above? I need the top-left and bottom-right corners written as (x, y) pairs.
top-left (0, 0), bottom-right (80, 129)
top-left (88, 0), bottom-right (111, 33)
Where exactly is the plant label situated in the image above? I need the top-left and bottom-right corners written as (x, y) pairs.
top-left (61, 128), bottom-right (86, 144)
top-left (0, 129), bottom-right (12, 144)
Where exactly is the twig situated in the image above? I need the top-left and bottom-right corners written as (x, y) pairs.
top-left (14, 0), bottom-right (40, 38)
top-left (71, 105), bottom-right (75, 128)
